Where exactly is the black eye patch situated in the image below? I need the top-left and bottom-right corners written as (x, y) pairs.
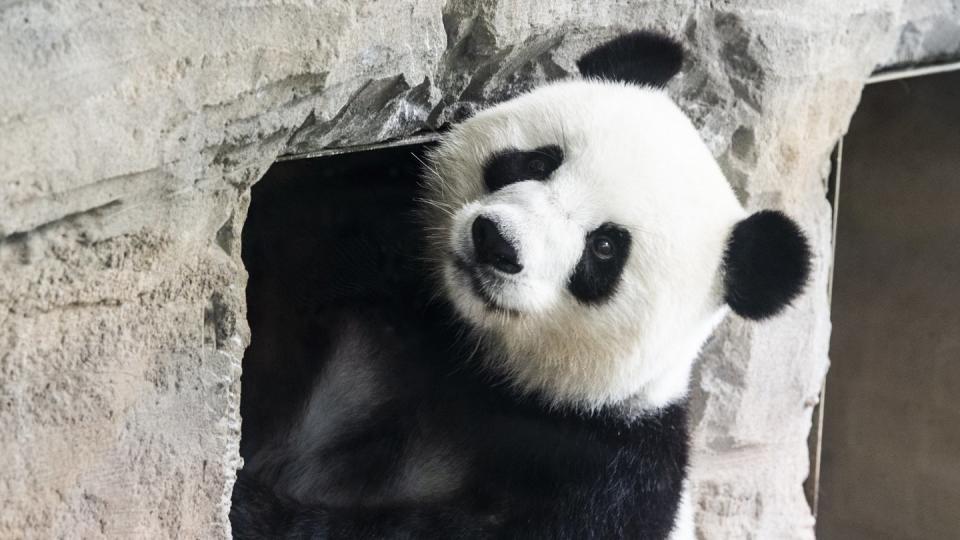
top-left (482, 145), bottom-right (564, 192)
top-left (568, 223), bottom-right (632, 304)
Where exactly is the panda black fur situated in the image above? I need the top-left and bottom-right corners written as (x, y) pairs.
top-left (231, 32), bottom-right (811, 539)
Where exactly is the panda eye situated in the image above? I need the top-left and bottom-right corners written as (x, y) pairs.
top-left (569, 223), bottom-right (631, 304)
top-left (591, 236), bottom-right (616, 260)
top-left (483, 145), bottom-right (564, 192)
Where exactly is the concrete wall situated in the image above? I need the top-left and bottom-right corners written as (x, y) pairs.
top-left (818, 70), bottom-right (960, 539)
top-left (0, 1), bottom-right (955, 537)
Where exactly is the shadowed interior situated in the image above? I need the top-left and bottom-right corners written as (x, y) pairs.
top-left (238, 143), bottom-right (434, 460)
top-left (818, 70), bottom-right (960, 539)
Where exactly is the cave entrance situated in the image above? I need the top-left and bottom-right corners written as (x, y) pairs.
top-left (816, 68), bottom-right (960, 538)
top-left (237, 140), bottom-right (436, 463)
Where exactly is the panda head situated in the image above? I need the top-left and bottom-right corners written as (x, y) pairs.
top-left (420, 33), bottom-right (811, 411)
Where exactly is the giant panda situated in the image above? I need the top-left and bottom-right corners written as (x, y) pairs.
top-left (231, 32), bottom-right (811, 539)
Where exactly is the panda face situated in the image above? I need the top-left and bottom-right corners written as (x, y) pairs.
top-left (419, 35), bottom-right (810, 410)
top-left (420, 80), bottom-right (747, 409)
top-left (456, 142), bottom-right (633, 310)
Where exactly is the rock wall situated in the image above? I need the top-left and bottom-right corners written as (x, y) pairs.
top-left (884, 0), bottom-right (960, 67)
top-left (1, 1), bottom-right (954, 537)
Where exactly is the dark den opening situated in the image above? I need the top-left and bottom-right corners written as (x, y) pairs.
top-left (238, 143), bottom-right (435, 460)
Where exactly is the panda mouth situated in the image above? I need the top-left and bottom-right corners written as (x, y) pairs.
top-left (452, 257), bottom-right (519, 316)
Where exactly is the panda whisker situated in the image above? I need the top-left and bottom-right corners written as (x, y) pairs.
top-left (412, 153), bottom-right (446, 189)
top-left (464, 332), bottom-right (485, 366)
top-left (415, 197), bottom-right (456, 217)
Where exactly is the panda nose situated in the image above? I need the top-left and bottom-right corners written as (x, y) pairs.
top-left (471, 216), bottom-right (522, 274)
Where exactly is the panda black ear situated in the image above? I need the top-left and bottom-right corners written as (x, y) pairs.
top-left (722, 210), bottom-right (812, 320)
top-left (576, 31), bottom-right (684, 87)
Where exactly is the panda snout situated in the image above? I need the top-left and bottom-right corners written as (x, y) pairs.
top-left (471, 216), bottom-right (522, 274)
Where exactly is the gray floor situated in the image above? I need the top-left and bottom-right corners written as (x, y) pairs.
top-left (818, 70), bottom-right (960, 538)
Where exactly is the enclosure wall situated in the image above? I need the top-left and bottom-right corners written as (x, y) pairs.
top-left (1, 1), bottom-right (957, 537)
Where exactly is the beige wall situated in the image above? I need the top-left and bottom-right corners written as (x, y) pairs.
top-left (819, 69), bottom-right (960, 539)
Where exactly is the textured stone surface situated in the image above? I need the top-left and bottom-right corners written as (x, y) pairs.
top-left (884, 0), bottom-right (960, 67)
top-left (0, 0), bottom-right (954, 538)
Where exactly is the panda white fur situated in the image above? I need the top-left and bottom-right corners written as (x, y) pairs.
top-left (231, 32), bottom-right (811, 539)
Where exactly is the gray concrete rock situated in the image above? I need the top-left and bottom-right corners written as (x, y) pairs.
top-left (0, 0), bottom-right (953, 537)
top-left (885, 0), bottom-right (960, 67)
